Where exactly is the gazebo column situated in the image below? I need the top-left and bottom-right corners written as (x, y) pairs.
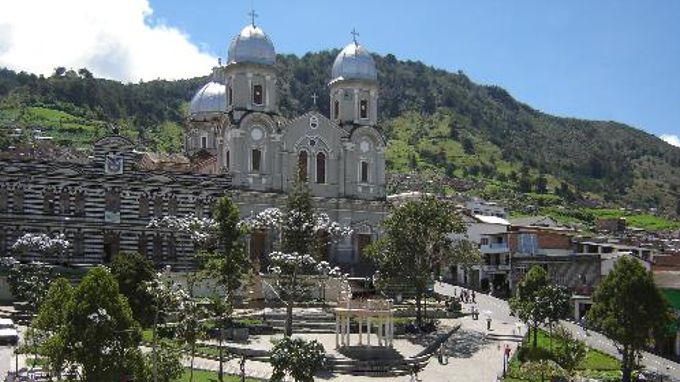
top-left (346, 316), bottom-right (351, 346)
top-left (358, 316), bottom-right (363, 345)
top-left (378, 318), bottom-right (383, 346)
top-left (388, 316), bottom-right (394, 347)
top-left (367, 317), bottom-right (372, 346)
top-left (335, 315), bottom-right (340, 348)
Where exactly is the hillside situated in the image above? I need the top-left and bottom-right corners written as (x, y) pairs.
top-left (1, 52), bottom-right (679, 218)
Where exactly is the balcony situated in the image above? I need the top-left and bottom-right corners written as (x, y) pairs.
top-left (481, 264), bottom-right (511, 272)
top-left (480, 243), bottom-right (509, 254)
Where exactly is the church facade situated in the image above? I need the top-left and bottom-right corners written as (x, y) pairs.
top-left (184, 21), bottom-right (387, 271)
top-left (0, 20), bottom-right (387, 273)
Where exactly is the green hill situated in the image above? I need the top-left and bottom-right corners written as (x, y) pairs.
top-left (1, 52), bottom-right (679, 218)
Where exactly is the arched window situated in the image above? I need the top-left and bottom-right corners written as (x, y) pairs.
top-left (360, 99), bottom-right (368, 119)
top-left (228, 85), bottom-right (233, 105)
top-left (298, 151), bottom-right (308, 181)
top-left (43, 188), bottom-right (55, 215)
top-left (13, 188), bottom-right (24, 213)
top-left (334, 100), bottom-right (340, 119)
top-left (316, 152), bottom-right (326, 184)
top-left (138, 233), bottom-right (147, 256)
top-left (360, 161), bottom-right (369, 183)
top-left (253, 84), bottom-right (263, 105)
top-left (139, 193), bottom-right (149, 218)
top-left (225, 150), bottom-right (230, 170)
top-left (60, 188), bottom-right (70, 215)
top-left (252, 149), bottom-right (262, 173)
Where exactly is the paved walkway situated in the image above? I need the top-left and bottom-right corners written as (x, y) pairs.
top-left (435, 281), bottom-right (680, 382)
top-left (186, 287), bottom-right (523, 381)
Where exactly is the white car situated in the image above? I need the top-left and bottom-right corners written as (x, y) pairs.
top-left (0, 318), bottom-right (19, 345)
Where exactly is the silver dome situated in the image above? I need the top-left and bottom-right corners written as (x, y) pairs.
top-left (331, 42), bottom-right (377, 82)
top-left (227, 25), bottom-right (276, 65)
top-left (189, 81), bottom-right (227, 116)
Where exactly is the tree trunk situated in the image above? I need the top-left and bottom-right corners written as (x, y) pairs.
top-left (285, 301), bottom-right (293, 337)
top-left (621, 347), bottom-right (632, 382)
top-left (152, 308), bottom-right (159, 382)
top-left (416, 289), bottom-right (423, 325)
top-left (189, 341), bottom-right (195, 382)
top-left (218, 326), bottom-right (224, 382)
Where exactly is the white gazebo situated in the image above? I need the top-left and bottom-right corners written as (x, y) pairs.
top-left (333, 297), bottom-right (394, 349)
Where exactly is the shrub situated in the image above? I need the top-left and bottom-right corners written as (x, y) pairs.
top-left (270, 337), bottom-right (325, 382)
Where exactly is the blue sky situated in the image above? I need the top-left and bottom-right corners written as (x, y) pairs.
top-left (1, 0), bottom-right (678, 144)
top-left (148, 0), bottom-right (680, 144)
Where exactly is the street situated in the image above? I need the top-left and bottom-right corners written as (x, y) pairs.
top-left (435, 281), bottom-right (680, 381)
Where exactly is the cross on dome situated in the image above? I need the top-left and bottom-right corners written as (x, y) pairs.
top-left (351, 28), bottom-right (360, 45)
top-left (248, 9), bottom-right (259, 27)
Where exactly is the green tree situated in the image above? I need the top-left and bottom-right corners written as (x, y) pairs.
top-left (110, 252), bottom-right (156, 327)
top-left (367, 197), bottom-right (478, 324)
top-left (200, 196), bottom-right (250, 381)
top-left (552, 325), bottom-right (586, 371)
top-left (535, 174), bottom-right (548, 194)
top-left (270, 337), bottom-right (325, 382)
top-left (587, 257), bottom-right (673, 382)
top-left (62, 267), bottom-right (144, 381)
top-left (509, 265), bottom-right (549, 348)
top-left (32, 278), bottom-right (74, 379)
top-left (462, 137), bottom-right (475, 155)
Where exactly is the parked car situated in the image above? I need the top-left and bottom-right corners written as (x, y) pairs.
top-left (0, 318), bottom-right (19, 345)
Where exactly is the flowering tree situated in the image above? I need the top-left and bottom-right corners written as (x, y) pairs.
top-left (147, 214), bottom-right (219, 255)
top-left (240, 180), bottom-right (352, 336)
top-left (12, 232), bottom-right (71, 264)
top-left (316, 261), bottom-right (342, 303)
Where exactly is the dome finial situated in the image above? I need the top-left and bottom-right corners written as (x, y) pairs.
top-left (351, 28), bottom-right (360, 45)
top-left (248, 9), bottom-right (258, 27)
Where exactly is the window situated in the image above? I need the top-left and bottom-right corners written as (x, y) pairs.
top-left (153, 195), bottom-right (163, 217)
top-left (0, 187), bottom-right (7, 212)
top-left (138, 233), bottom-right (147, 256)
top-left (139, 193), bottom-right (149, 218)
top-left (168, 234), bottom-right (177, 260)
top-left (360, 99), bottom-right (368, 119)
top-left (228, 86), bottom-right (233, 105)
top-left (195, 200), bottom-right (204, 218)
top-left (316, 152), bottom-right (326, 184)
top-left (253, 84), bottom-right (263, 105)
top-left (360, 161), bottom-right (369, 183)
top-left (225, 150), bottom-right (230, 170)
top-left (44, 189), bottom-right (55, 215)
top-left (252, 149), bottom-right (262, 172)
top-left (153, 233), bottom-right (162, 259)
top-left (334, 100), bottom-right (339, 119)
top-left (481, 238), bottom-right (489, 246)
top-left (74, 230), bottom-right (84, 257)
top-left (298, 151), bottom-right (308, 181)
top-left (13, 188), bottom-right (24, 213)
top-left (60, 189), bottom-right (70, 214)
top-left (168, 196), bottom-right (178, 215)
top-left (201, 136), bottom-right (207, 149)
top-left (74, 191), bottom-right (85, 216)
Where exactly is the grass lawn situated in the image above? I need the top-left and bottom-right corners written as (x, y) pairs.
top-left (504, 329), bottom-right (620, 381)
top-left (177, 368), bottom-right (260, 382)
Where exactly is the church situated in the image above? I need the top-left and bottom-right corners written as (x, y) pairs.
top-left (184, 19), bottom-right (387, 271)
top-left (0, 18), bottom-right (387, 274)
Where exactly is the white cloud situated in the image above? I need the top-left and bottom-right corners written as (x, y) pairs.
top-left (661, 134), bottom-right (680, 148)
top-left (0, 0), bottom-right (216, 82)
